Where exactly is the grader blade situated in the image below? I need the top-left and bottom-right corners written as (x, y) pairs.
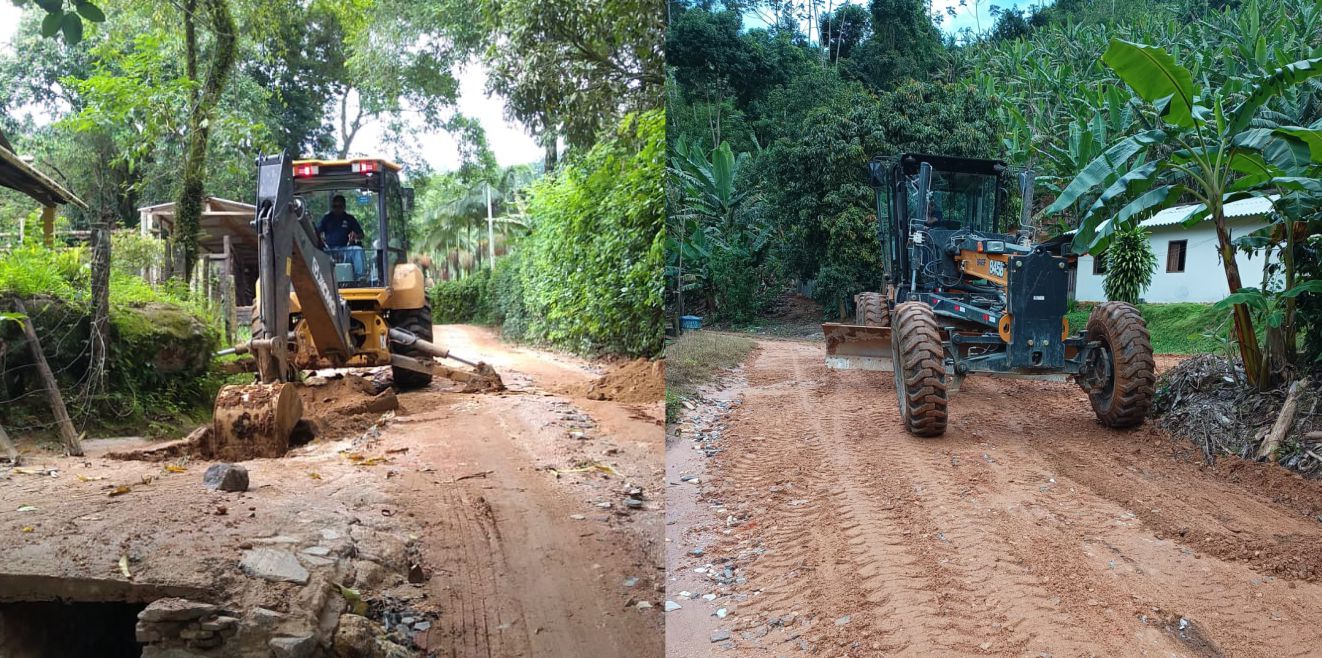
top-left (822, 323), bottom-right (894, 372)
top-left (207, 382), bottom-right (303, 461)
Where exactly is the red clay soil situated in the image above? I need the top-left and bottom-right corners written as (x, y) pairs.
top-left (579, 358), bottom-right (665, 403)
top-left (669, 338), bottom-right (1322, 658)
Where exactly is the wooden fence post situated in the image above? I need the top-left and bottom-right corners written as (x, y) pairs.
top-left (41, 205), bottom-right (55, 248)
top-left (222, 235), bottom-right (235, 345)
top-left (13, 299), bottom-right (83, 456)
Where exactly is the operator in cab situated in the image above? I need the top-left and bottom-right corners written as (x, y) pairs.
top-left (925, 207), bottom-right (959, 230)
top-left (318, 194), bottom-right (364, 248)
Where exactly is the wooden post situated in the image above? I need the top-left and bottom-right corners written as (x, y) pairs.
top-left (40, 205), bottom-right (55, 248)
top-left (13, 299), bottom-right (83, 456)
top-left (1257, 379), bottom-right (1303, 461)
top-left (221, 235), bottom-right (235, 345)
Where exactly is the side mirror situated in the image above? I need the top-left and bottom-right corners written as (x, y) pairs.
top-left (915, 162), bottom-right (933, 229)
top-left (1018, 170), bottom-right (1035, 233)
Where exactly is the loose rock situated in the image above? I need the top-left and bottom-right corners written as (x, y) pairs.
top-left (203, 464), bottom-right (249, 492)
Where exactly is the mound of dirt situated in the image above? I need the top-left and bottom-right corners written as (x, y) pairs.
top-left (580, 359), bottom-right (664, 403)
top-left (1154, 354), bottom-right (1321, 473)
top-left (298, 374), bottom-right (399, 439)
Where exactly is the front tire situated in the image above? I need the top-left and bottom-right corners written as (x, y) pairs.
top-left (1082, 302), bottom-right (1154, 427)
top-left (390, 303), bottom-right (435, 390)
top-left (891, 302), bottom-right (947, 437)
top-left (855, 292), bottom-right (890, 327)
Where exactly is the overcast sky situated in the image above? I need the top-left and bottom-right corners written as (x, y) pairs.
top-left (0, 4), bottom-right (542, 172)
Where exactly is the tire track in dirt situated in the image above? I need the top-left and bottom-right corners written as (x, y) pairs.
top-left (430, 486), bottom-right (530, 658)
top-left (703, 338), bottom-right (1322, 657)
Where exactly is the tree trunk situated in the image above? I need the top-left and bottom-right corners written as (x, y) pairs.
top-left (543, 133), bottom-right (558, 171)
top-left (174, 0), bottom-right (238, 283)
top-left (88, 210), bottom-right (112, 397)
top-left (1213, 210), bottom-right (1265, 388)
top-left (14, 300), bottom-right (82, 456)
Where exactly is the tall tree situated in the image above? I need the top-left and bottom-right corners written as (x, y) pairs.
top-left (174, 0), bottom-right (237, 280)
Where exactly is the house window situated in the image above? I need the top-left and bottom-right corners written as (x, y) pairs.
top-left (1166, 239), bottom-right (1187, 273)
top-left (1092, 252), bottom-right (1107, 275)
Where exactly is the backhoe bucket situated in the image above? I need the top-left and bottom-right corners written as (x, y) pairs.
top-left (207, 382), bottom-right (303, 461)
top-left (822, 323), bottom-right (894, 371)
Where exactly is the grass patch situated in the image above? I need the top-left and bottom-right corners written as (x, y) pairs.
top-left (664, 331), bottom-right (756, 423)
top-left (1068, 302), bottom-right (1232, 355)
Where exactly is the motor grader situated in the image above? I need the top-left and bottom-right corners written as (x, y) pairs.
top-left (208, 153), bottom-right (501, 460)
top-left (823, 153), bottom-right (1155, 437)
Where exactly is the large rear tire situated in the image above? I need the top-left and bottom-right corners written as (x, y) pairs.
top-left (390, 303), bottom-right (435, 390)
top-left (1082, 301), bottom-right (1154, 427)
top-left (854, 292), bottom-right (890, 327)
top-left (891, 302), bottom-right (947, 437)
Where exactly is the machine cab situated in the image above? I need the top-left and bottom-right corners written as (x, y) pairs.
top-left (291, 158), bottom-right (412, 291)
top-left (869, 153), bottom-right (1012, 287)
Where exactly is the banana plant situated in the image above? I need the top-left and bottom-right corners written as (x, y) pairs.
top-left (1046, 39), bottom-right (1322, 388)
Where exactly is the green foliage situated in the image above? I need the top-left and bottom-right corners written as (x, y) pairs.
top-left (0, 244), bottom-right (87, 300)
top-left (18, 0), bottom-right (105, 45)
top-left (431, 111), bottom-right (663, 357)
top-left (109, 231), bottom-right (164, 275)
top-left (1101, 224), bottom-right (1157, 304)
top-left (517, 110), bottom-right (664, 355)
top-left (405, 0), bottom-right (662, 159)
top-left (0, 246), bottom-right (218, 434)
top-left (1045, 36), bottom-right (1322, 388)
top-left (431, 269), bottom-right (493, 325)
top-left (841, 0), bottom-right (944, 91)
top-left (759, 79), bottom-right (1003, 311)
top-left (1298, 232), bottom-right (1322, 364)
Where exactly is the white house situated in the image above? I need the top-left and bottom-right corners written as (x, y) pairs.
top-left (1074, 196), bottom-right (1274, 304)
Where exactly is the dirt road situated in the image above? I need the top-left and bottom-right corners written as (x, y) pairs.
top-left (0, 324), bottom-right (663, 657)
top-left (381, 325), bottom-right (664, 657)
top-left (667, 337), bottom-right (1322, 657)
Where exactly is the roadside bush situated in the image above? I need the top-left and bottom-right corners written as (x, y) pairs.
top-left (431, 271), bottom-right (492, 324)
top-left (1101, 224), bottom-right (1156, 304)
top-left (427, 111), bottom-right (663, 357)
top-left (517, 110), bottom-right (664, 356)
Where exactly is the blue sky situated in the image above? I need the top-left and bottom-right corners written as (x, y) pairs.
top-left (745, 0), bottom-right (1050, 39)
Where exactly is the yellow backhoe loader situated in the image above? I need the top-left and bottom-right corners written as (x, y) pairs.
top-left (208, 154), bottom-right (501, 460)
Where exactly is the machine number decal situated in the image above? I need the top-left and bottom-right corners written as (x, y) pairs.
top-left (988, 260), bottom-right (1006, 278)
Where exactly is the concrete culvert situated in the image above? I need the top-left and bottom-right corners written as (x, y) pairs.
top-left (0, 600), bottom-right (147, 658)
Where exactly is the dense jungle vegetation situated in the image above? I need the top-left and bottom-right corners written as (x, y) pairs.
top-left (664, 0), bottom-right (1322, 374)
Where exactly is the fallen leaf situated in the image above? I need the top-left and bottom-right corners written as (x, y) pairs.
top-left (308, 472), bottom-right (322, 480)
top-left (118, 554), bottom-right (132, 578)
top-left (335, 583), bottom-right (368, 615)
top-left (108, 485), bottom-right (132, 497)
top-left (164, 465), bottom-right (187, 474)
top-left (21, 526), bottom-right (33, 533)
top-left (76, 474), bottom-right (106, 482)
top-left (16, 505), bottom-right (37, 512)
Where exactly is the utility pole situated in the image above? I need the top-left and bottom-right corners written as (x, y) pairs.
top-left (486, 182), bottom-right (496, 269)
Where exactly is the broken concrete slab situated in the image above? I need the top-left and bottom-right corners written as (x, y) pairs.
top-left (139, 598), bottom-right (218, 622)
top-left (240, 548), bottom-right (310, 584)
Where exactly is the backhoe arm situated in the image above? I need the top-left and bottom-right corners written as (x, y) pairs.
top-left (251, 153), bottom-right (353, 382)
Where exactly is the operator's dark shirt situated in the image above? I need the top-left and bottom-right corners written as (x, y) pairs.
top-left (318, 211), bottom-right (364, 247)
